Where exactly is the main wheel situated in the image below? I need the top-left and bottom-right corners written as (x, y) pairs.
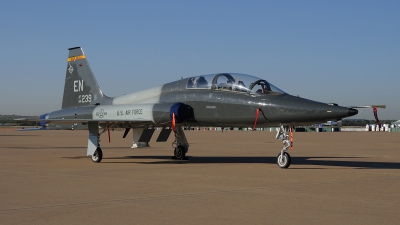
top-left (91, 148), bottom-right (103, 163)
top-left (277, 152), bottom-right (291, 168)
top-left (174, 145), bottom-right (186, 160)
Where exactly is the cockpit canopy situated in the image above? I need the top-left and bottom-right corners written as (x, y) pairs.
top-left (186, 73), bottom-right (286, 95)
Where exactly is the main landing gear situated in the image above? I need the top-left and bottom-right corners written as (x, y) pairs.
top-left (174, 145), bottom-right (186, 159)
top-left (91, 147), bottom-right (103, 163)
top-left (172, 126), bottom-right (189, 160)
top-left (87, 121), bottom-right (105, 163)
top-left (90, 124), bottom-right (111, 163)
top-left (275, 125), bottom-right (293, 168)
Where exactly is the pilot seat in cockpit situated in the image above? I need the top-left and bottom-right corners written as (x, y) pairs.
top-left (187, 76), bottom-right (208, 89)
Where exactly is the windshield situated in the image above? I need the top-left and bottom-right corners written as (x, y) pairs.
top-left (186, 73), bottom-right (286, 95)
top-left (248, 79), bottom-right (286, 95)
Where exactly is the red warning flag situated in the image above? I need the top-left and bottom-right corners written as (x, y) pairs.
top-left (253, 108), bottom-right (260, 130)
top-left (172, 113), bottom-right (176, 132)
top-left (290, 126), bottom-right (294, 150)
top-left (107, 123), bottom-right (111, 143)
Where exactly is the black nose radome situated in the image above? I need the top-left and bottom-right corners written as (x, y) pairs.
top-left (348, 108), bottom-right (358, 116)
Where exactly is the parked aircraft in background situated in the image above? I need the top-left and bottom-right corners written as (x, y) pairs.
top-left (392, 120), bottom-right (400, 125)
top-left (35, 47), bottom-right (385, 168)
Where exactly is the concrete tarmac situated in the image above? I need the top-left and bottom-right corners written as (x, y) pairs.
top-left (0, 128), bottom-right (399, 224)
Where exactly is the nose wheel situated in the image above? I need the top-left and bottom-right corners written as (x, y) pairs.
top-left (275, 125), bottom-right (293, 168)
top-left (171, 126), bottom-right (189, 160)
top-left (277, 152), bottom-right (291, 168)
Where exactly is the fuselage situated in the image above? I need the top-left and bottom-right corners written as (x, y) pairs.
top-left (45, 73), bottom-right (357, 128)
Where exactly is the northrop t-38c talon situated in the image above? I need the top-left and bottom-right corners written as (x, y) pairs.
top-left (37, 47), bottom-right (386, 168)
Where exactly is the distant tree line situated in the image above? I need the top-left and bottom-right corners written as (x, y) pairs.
top-left (342, 120), bottom-right (395, 126)
top-left (0, 118), bottom-right (38, 126)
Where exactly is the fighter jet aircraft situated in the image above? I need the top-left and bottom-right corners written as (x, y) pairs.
top-left (37, 47), bottom-right (384, 168)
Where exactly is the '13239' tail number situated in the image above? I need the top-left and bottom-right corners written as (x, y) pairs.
top-left (78, 94), bottom-right (92, 103)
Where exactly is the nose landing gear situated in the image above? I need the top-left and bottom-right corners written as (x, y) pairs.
top-left (275, 125), bottom-right (293, 168)
top-left (172, 126), bottom-right (189, 160)
top-left (277, 152), bottom-right (291, 168)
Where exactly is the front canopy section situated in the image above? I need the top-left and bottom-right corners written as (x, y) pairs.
top-left (185, 73), bottom-right (286, 95)
top-left (248, 79), bottom-right (286, 95)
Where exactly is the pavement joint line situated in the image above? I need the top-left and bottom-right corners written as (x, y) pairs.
top-left (1, 175), bottom-right (397, 212)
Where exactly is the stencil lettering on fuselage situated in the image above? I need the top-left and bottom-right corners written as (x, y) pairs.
top-left (92, 105), bottom-right (153, 121)
top-left (117, 109), bottom-right (143, 116)
top-left (78, 94), bottom-right (92, 103)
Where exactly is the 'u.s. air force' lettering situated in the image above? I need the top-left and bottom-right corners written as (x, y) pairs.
top-left (92, 105), bottom-right (153, 121)
top-left (117, 109), bottom-right (143, 116)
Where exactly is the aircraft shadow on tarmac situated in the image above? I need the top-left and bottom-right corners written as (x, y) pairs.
top-left (9, 146), bottom-right (85, 149)
top-left (90, 155), bottom-right (400, 169)
top-left (0, 134), bottom-right (41, 137)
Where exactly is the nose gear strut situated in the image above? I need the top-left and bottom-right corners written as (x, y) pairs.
top-left (171, 113), bottom-right (189, 160)
top-left (275, 125), bottom-right (293, 168)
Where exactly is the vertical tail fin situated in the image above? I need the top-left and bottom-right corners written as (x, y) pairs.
top-left (62, 47), bottom-right (112, 109)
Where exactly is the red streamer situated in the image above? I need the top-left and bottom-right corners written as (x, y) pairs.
top-left (253, 108), bottom-right (260, 130)
top-left (290, 126), bottom-right (294, 150)
top-left (172, 113), bottom-right (176, 132)
top-left (107, 123), bottom-right (110, 143)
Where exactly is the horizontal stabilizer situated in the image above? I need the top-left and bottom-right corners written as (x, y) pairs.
top-left (17, 127), bottom-right (48, 131)
top-left (13, 118), bottom-right (28, 121)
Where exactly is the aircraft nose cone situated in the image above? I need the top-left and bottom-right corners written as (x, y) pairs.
top-left (348, 108), bottom-right (358, 117)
